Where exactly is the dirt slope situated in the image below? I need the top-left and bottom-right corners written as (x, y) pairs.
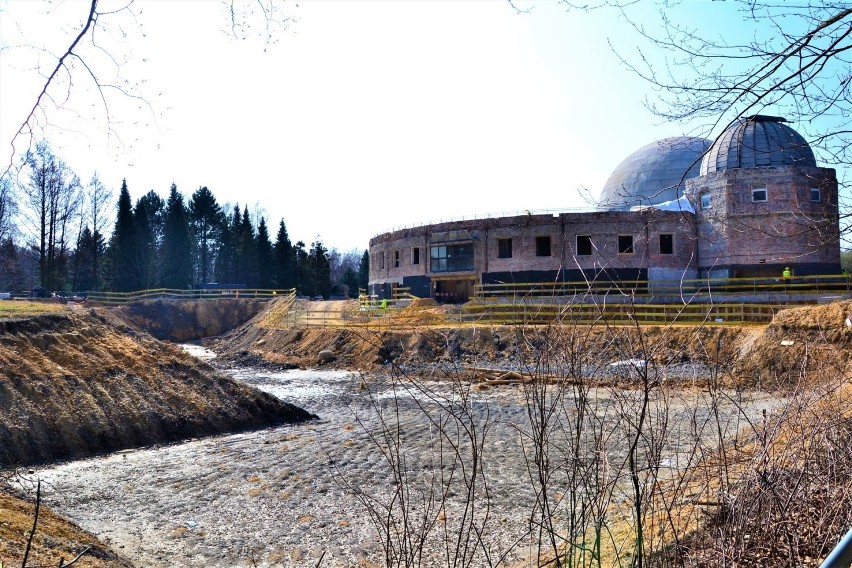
top-left (0, 308), bottom-right (316, 467)
top-left (0, 305), bottom-right (317, 568)
top-left (215, 298), bottom-right (852, 388)
top-left (109, 298), bottom-right (267, 341)
top-left (214, 299), bottom-right (761, 382)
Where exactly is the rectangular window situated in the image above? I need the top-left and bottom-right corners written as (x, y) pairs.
top-left (380, 252), bottom-right (385, 270)
top-left (811, 187), bottom-right (821, 202)
top-left (394, 250), bottom-right (400, 268)
top-left (618, 235), bottom-right (634, 254)
top-left (497, 238), bottom-right (512, 259)
top-left (577, 235), bottom-right (592, 256)
top-left (412, 247), bottom-right (420, 265)
top-left (659, 234), bottom-right (674, 255)
top-left (700, 193), bottom-right (712, 209)
top-left (535, 236), bottom-right (551, 257)
top-left (430, 243), bottom-right (474, 273)
top-left (752, 186), bottom-right (767, 202)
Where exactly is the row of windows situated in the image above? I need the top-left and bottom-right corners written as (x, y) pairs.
top-left (497, 235), bottom-right (673, 257)
top-left (699, 186), bottom-right (822, 209)
top-left (375, 234), bottom-right (676, 272)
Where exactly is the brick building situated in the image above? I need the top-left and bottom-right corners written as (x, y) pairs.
top-left (368, 116), bottom-right (840, 302)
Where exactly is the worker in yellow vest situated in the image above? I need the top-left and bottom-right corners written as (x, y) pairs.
top-left (782, 267), bottom-right (792, 292)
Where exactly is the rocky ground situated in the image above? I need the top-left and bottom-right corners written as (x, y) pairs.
top-left (24, 360), bottom-right (780, 568)
top-left (3, 298), bottom-right (852, 567)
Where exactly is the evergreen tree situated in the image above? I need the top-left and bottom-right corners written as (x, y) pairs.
top-left (235, 206), bottom-right (257, 286)
top-left (273, 219), bottom-right (295, 289)
top-left (160, 184), bottom-right (193, 289)
top-left (110, 179), bottom-right (136, 291)
top-left (188, 186), bottom-right (223, 285)
top-left (293, 240), bottom-right (308, 294)
top-left (341, 266), bottom-right (360, 298)
top-left (255, 216), bottom-right (274, 289)
top-left (72, 226), bottom-right (99, 291)
top-left (307, 239), bottom-right (331, 298)
top-left (214, 204), bottom-right (240, 284)
top-left (132, 191), bottom-right (164, 289)
top-left (358, 249), bottom-right (369, 291)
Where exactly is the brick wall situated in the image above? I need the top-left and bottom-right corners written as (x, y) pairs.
top-left (687, 165), bottom-right (839, 274)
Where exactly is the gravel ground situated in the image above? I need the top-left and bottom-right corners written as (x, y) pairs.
top-left (18, 352), bottom-right (780, 568)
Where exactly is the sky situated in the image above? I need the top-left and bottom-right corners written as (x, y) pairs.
top-left (0, 0), bottom-right (803, 252)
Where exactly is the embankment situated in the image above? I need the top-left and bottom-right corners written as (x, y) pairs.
top-left (215, 298), bottom-right (852, 387)
top-left (0, 309), bottom-right (315, 467)
top-left (109, 298), bottom-right (268, 341)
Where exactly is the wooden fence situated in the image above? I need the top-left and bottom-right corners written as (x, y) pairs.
top-left (86, 288), bottom-right (294, 305)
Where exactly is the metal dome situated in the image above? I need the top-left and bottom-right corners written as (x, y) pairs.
top-left (700, 115), bottom-right (816, 175)
top-left (598, 136), bottom-right (711, 211)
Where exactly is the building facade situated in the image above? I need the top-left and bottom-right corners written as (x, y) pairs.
top-left (368, 116), bottom-right (840, 302)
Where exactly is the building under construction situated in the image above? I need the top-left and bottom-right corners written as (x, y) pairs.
top-left (368, 116), bottom-right (840, 302)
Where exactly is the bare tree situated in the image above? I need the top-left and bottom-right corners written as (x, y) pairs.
top-left (0, 176), bottom-right (14, 243)
top-left (20, 141), bottom-right (82, 291)
top-left (2, 0), bottom-right (294, 176)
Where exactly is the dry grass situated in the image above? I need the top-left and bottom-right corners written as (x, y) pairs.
top-left (0, 300), bottom-right (68, 318)
top-left (0, 487), bottom-right (130, 568)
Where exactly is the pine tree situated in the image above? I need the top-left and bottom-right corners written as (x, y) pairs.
top-left (294, 240), bottom-right (308, 294)
top-left (358, 249), bottom-right (369, 291)
top-left (273, 219), bottom-right (295, 289)
top-left (341, 266), bottom-right (360, 298)
top-left (308, 239), bottom-right (331, 299)
top-left (235, 206), bottom-right (257, 286)
top-left (255, 217), bottom-right (274, 289)
top-left (132, 191), bottom-right (163, 289)
top-left (110, 179), bottom-right (136, 292)
top-left (188, 187), bottom-right (223, 286)
top-left (215, 204), bottom-right (240, 284)
top-left (160, 184), bottom-right (193, 289)
top-left (72, 226), bottom-right (99, 291)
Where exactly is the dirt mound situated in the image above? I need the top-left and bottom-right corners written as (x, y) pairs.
top-left (735, 300), bottom-right (852, 387)
top-left (216, 298), bottom-right (852, 389)
top-left (109, 298), bottom-right (267, 341)
top-left (0, 310), bottom-right (316, 467)
top-left (0, 485), bottom-right (131, 568)
top-left (216, 308), bottom-right (758, 382)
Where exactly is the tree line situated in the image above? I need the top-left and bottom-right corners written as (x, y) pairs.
top-left (0, 141), bottom-right (369, 297)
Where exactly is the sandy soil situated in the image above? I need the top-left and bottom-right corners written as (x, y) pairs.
top-left (22, 360), bottom-right (780, 568)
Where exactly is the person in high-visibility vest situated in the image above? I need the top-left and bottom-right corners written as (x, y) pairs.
top-left (782, 267), bottom-right (792, 279)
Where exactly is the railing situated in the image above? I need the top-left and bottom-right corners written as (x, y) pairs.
top-left (85, 288), bottom-right (294, 305)
top-left (271, 300), bottom-right (784, 329)
top-left (459, 301), bottom-right (781, 325)
top-left (475, 274), bottom-right (852, 300)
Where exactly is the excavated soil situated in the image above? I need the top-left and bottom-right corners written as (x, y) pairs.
top-left (0, 304), bottom-right (315, 568)
top-left (109, 299), bottom-right (268, 341)
top-left (4, 298), bottom-right (852, 567)
top-left (215, 298), bottom-right (852, 390)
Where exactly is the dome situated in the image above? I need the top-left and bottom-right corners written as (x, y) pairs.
top-left (700, 115), bottom-right (816, 175)
top-left (598, 136), bottom-right (711, 211)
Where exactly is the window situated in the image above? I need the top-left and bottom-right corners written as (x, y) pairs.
top-left (430, 243), bottom-right (474, 273)
top-left (412, 247), bottom-right (420, 265)
top-left (394, 250), bottom-right (400, 268)
top-left (497, 238), bottom-right (512, 259)
top-left (752, 186), bottom-right (767, 202)
top-left (379, 252), bottom-right (385, 270)
top-left (700, 193), bottom-right (712, 209)
top-left (618, 235), bottom-right (634, 254)
top-left (811, 187), bottom-right (821, 202)
top-left (535, 236), bottom-right (551, 257)
top-left (577, 235), bottom-right (592, 256)
top-left (659, 234), bottom-right (674, 255)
